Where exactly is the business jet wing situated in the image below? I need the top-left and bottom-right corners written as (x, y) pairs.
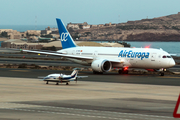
top-left (38, 76), bottom-right (58, 80)
top-left (38, 76), bottom-right (47, 80)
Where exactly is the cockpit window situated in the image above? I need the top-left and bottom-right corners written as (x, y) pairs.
top-left (162, 55), bottom-right (171, 58)
top-left (162, 55), bottom-right (166, 58)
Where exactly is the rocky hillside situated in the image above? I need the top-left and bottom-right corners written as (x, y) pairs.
top-left (69, 12), bottom-right (180, 41)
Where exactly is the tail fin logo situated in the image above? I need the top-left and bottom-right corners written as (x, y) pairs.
top-left (61, 32), bottom-right (68, 42)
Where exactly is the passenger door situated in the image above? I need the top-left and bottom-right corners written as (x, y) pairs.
top-left (151, 53), bottom-right (156, 61)
top-left (93, 51), bottom-right (98, 59)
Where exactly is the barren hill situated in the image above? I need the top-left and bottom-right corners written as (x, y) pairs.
top-left (69, 12), bottom-right (180, 41)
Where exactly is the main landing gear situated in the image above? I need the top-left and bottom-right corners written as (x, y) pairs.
top-left (93, 71), bottom-right (103, 74)
top-left (118, 67), bottom-right (129, 74)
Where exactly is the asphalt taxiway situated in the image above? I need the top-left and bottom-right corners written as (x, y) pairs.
top-left (0, 68), bottom-right (180, 86)
top-left (0, 68), bottom-right (180, 120)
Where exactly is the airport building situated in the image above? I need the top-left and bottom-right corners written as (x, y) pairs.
top-left (0, 29), bottom-right (22, 39)
top-left (1, 42), bottom-right (44, 50)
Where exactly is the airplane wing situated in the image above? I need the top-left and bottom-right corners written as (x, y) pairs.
top-left (38, 76), bottom-right (58, 80)
top-left (22, 49), bottom-right (93, 60)
top-left (22, 49), bottom-right (124, 63)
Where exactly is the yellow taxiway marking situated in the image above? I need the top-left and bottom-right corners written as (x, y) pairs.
top-left (10, 70), bottom-right (30, 72)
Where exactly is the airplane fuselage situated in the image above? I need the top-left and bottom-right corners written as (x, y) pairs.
top-left (58, 46), bottom-right (175, 69)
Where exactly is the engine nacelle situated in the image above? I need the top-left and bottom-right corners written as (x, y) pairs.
top-left (91, 59), bottom-right (112, 72)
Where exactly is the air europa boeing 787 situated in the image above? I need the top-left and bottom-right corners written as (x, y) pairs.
top-left (22, 18), bottom-right (175, 76)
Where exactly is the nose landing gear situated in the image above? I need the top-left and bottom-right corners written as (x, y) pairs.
top-left (159, 72), bottom-right (164, 76)
top-left (158, 68), bottom-right (166, 76)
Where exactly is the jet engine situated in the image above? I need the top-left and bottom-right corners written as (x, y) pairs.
top-left (91, 59), bottom-right (112, 72)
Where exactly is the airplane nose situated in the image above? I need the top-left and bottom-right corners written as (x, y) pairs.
top-left (169, 59), bottom-right (175, 67)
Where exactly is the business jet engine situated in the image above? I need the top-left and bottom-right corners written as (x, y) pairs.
top-left (91, 59), bottom-right (112, 72)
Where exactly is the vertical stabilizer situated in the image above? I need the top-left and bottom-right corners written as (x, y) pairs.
top-left (56, 18), bottom-right (77, 49)
top-left (71, 70), bottom-right (78, 78)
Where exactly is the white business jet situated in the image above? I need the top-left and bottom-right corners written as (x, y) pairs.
top-left (22, 18), bottom-right (175, 76)
top-left (38, 69), bottom-right (88, 85)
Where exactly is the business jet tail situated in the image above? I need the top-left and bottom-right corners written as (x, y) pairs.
top-left (56, 18), bottom-right (77, 49)
top-left (71, 70), bottom-right (78, 78)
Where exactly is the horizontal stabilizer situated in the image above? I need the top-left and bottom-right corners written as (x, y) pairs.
top-left (170, 54), bottom-right (177, 56)
top-left (77, 76), bottom-right (88, 79)
top-left (38, 76), bottom-right (46, 79)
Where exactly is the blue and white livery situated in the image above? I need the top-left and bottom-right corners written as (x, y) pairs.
top-left (38, 69), bottom-right (88, 85)
top-left (23, 18), bottom-right (176, 76)
top-left (56, 18), bottom-right (76, 49)
top-left (118, 50), bottom-right (150, 60)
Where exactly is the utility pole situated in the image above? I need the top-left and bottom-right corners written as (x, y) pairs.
top-left (35, 16), bottom-right (37, 30)
top-left (118, 15), bottom-right (120, 23)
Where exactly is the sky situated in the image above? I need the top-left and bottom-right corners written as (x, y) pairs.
top-left (0, 0), bottom-right (180, 25)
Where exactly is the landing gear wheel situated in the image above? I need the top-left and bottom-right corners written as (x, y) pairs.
top-left (123, 70), bottom-right (128, 74)
top-left (160, 72), bottom-right (164, 76)
top-left (46, 81), bottom-right (48, 84)
top-left (118, 68), bottom-right (128, 74)
top-left (121, 71), bottom-right (128, 74)
top-left (66, 82), bottom-right (69, 85)
top-left (118, 70), bottom-right (122, 74)
top-left (75, 78), bottom-right (77, 84)
top-left (93, 71), bottom-right (103, 74)
top-left (56, 82), bottom-right (59, 85)
top-left (93, 71), bottom-right (97, 74)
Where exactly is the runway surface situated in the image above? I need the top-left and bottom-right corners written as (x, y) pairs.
top-left (0, 77), bottom-right (179, 120)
